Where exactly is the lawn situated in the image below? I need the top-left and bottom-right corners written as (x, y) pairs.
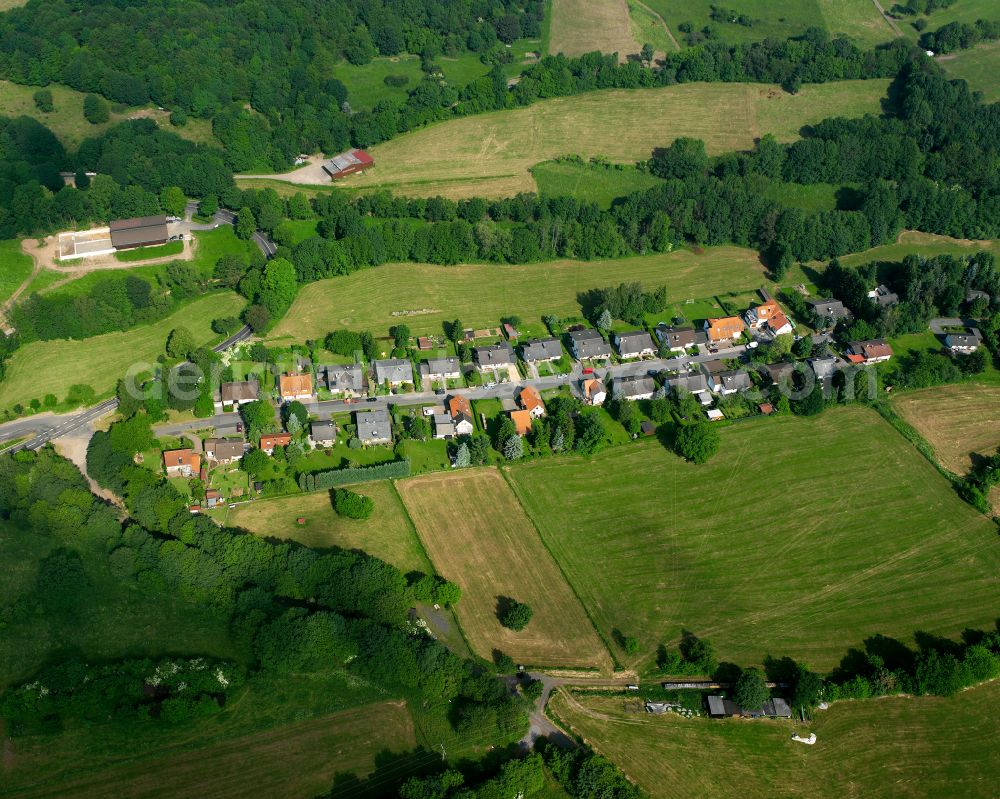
top-left (0, 291), bottom-right (244, 410)
top-left (506, 405), bottom-right (1000, 671)
top-left (0, 237), bottom-right (33, 304)
top-left (759, 181), bottom-right (840, 213)
top-left (530, 160), bottom-right (664, 207)
top-left (0, 79), bottom-right (215, 148)
top-left (332, 55), bottom-right (426, 110)
top-left (327, 80), bottom-right (887, 198)
top-left (549, 0), bottom-right (640, 59)
top-left (113, 240), bottom-right (185, 262)
top-left (267, 245), bottom-right (775, 342)
top-left (548, 681), bottom-right (1000, 799)
top-left (223, 483), bottom-right (432, 574)
top-left (396, 469), bottom-right (612, 670)
top-left (939, 41), bottom-right (1000, 103)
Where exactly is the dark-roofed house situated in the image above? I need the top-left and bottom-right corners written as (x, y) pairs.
top-left (654, 324), bottom-right (696, 353)
top-left (667, 372), bottom-right (710, 400)
top-left (109, 215), bottom-right (169, 250)
top-left (810, 356), bottom-right (838, 387)
top-left (847, 339), bottom-right (893, 364)
top-left (433, 414), bottom-right (455, 439)
top-left (421, 357), bottom-right (461, 382)
top-left (215, 379), bottom-right (259, 411)
top-left (204, 438), bottom-right (246, 464)
top-left (309, 420), bottom-right (337, 447)
top-left (474, 342), bottom-right (515, 369)
top-left (706, 368), bottom-right (751, 395)
top-left (869, 284), bottom-right (899, 307)
top-left (323, 364), bottom-right (365, 397)
top-left (569, 329), bottom-right (612, 360)
top-left (355, 409), bottom-right (392, 445)
top-left (520, 337), bottom-right (563, 363)
top-left (807, 298), bottom-right (851, 327)
top-left (614, 374), bottom-right (656, 400)
top-left (322, 149), bottom-right (374, 180)
top-left (614, 330), bottom-right (656, 359)
top-left (764, 362), bottom-right (794, 385)
top-left (945, 329), bottom-right (982, 353)
top-left (374, 358), bottom-right (413, 387)
top-left (447, 395), bottom-right (475, 436)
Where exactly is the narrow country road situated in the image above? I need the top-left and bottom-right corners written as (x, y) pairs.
top-left (633, 0), bottom-right (680, 52)
top-left (870, 0), bottom-right (903, 37)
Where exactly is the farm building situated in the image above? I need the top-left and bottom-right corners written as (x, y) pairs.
top-left (322, 149), bottom-right (375, 180)
top-left (109, 215), bottom-right (169, 250)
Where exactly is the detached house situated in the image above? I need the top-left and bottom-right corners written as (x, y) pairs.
top-left (667, 372), bottom-right (711, 401)
top-left (615, 374), bottom-right (656, 400)
top-left (355, 409), bottom-right (392, 445)
top-left (309, 420), bottom-right (337, 447)
top-left (654, 325), bottom-right (696, 353)
top-left (163, 448), bottom-right (200, 478)
top-left (374, 358), bottom-right (413, 388)
top-left (279, 373), bottom-right (313, 402)
top-left (259, 433), bottom-right (292, 454)
top-left (744, 299), bottom-right (782, 331)
top-left (868, 284), bottom-right (899, 307)
top-left (568, 329), bottom-right (612, 360)
top-left (847, 339), bottom-right (893, 364)
top-left (474, 342), bottom-right (516, 370)
top-left (433, 414), bottom-right (456, 439)
top-left (707, 369), bottom-right (751, 395)
top-left (447, 395), bottom-right (475, 436)
top-left (517, 386), bottom-right (545, 418)
top-left (215, 380), bottom-right (259, 411)
top-left (204, 438), bottom-right (246, 464)
top-left (945, 329), bottom-right (982, 353)
top-left (421, 357), bottom-right (461, 383)
top-left (520, 337), bottom-right (563, 363)
top-left (705, 316), bottom-right (745, 344)
top-left (614, 330), bottom-right (656, 360)
top-left (807, 298), bottom-right (851, 327)
top-left (582, 378), bottom-right (607, 406)
top-left (322, 364), bottom-right (365, 397)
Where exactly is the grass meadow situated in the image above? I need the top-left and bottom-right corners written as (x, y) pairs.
top-left (223, 483), bottom-right (432, 575)
top-left (507, 406), bottom-right (1000, 671)
top-left (397, 469), bottom-right (612, 670)
top-left (530, 160), bottom-right (664, 207)
top-left (267, 245), bottom-right (773, 343)
top-left (548, 681), bottom-right (1000, 799)
top-left (0, 291), bottom-right (244, 409)
top-left (939, 42), bottom-right (1000, 103)
top-left (329, 80), bottom-right (887, 198)
top-left (0, 237), bottom-right (33, 304)
top-left (548, 0), bottom-right (640, 59)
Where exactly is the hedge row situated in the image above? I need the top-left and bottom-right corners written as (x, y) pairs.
top-left (298, 459), bottom-right (411, 491)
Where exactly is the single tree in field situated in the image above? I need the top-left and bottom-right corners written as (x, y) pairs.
top-left (734, 667), bottom-right (768, 710)
top-left (166, 326), bottom-right (195, 359)
top-left (641, 43), bottom-right (654, 64)
top-left (674, 422), bottom-right (719, 464)
top-left (499, 598), bottom-right (533, 631)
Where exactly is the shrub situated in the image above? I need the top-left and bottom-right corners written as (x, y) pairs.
top-left (298, 459), bottom-right (410, 490)
top-left (83, 94), bottom-right (109, 124)
top-left (33, 89), bottom-right (53, 113)
top-left (332, 488), bottom-right (374, 519)
top-left (383, 74), bottom-right (410, 87)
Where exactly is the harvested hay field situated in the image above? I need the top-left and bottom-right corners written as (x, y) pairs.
top-left (253, 80), bottom-right (886, 199)
top-left (508, 406), bottom-right (1000, 671)
top-left (549, 0), bottom-right (640, 60)
top-left (396, 469), bottom-right (611, 671)
top-left (548, 682), bottom-right (1000, 799)
top-left (10, 701), bottom-right (415, 799)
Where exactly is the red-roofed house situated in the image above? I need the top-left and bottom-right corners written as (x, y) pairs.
top-left (705, 316), bottom-right (745, 343)
top-left (163, 448), bottom-right (200, 478)
top-left (517, 386), bottom-right (545, 418)
top-left (509, 410), bottom-right (533, 437)
top-left (848, 339), bottom-right (893, 364)
top-left (260, 433), bottom-right (292, 454)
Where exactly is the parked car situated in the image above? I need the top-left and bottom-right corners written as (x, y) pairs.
top-left (235, 422), bottom-right (243, 433)
top-left (708, 347), bottom-right (719, 354)
top-left (582, 367), bottom-right (594, 375)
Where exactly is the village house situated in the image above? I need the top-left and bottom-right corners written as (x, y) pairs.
top-left (473, 342), bottom-right (516, 370)
top-left (421, 357), bottom-right (462, 382)
top-left (704, 316), bottom-right (746, 344)
top-left (509, 409), bottom-right (533, 436)
top-left (846, 339), bottom-right (893, 364)
top-left (259, 432), bottom-right (292, 454)
top-left (568, 328), bottom-right (612, 360)
top-left (517, 386), bottom-right (546, 418)
top-left (448, 394), bottom-right (475, 436)
top-left (433, 414), bottom-right (456, 439)
top-left (279, 373), bottom-right (313, 402)
top-left (205, 489), bottom-right (222, 509)
top-left (743, 298), bottom-right (782, 331)
top-left (764, 362), bottom-right (794, 386)
top-left (355, 409), bottom-right (393, 445)
top-left (809, 356), bottom-right (838, 389)
top-left (163, 448), bottom-right (200, 478)
top-left (868, 284), bottom-right (899, 307)
top-left (203, 438), bottom-right (246, 465)
top-left (703, 362), bottom-right (751, 395)
top-left (763, 310), bottom-right (793, 337)
top-left (109, 214), bottom-right (169, 250)
top-left (614, 374), bottom-right (656, 401)
top-left (309, 420), bottom-right (337, 448)
top-left (214, 379), bottom-right (259, 412)
top-left (322, 364), bottom-right (366, 397)
top-left (520, 337), bottom-right (563, 363)
top-left (374, 358), bottom-right (413, 388)
top-left (807, 298), bottom-right (851, 327)
top-left (667, 372), bottom-right (711, 403)
top-left (613, 330), bottom-right (656, 360)
top-left (654, 324), bottom-right (696, 353)
top-left (582, 378), bottom-right (607, 406)
top-left (944, 329), bottom-right (982, 353)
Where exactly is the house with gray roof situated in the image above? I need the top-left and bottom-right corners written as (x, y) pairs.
top-left (614, 330), bottom-right (656, 359)
top-left (654, 324), bottom-right (696, 352)
top-left (614, 374), bottom-right (656, 400)
top-left (373, 358), bottom-right (413, 387)
top-left (945, 329), bottom-right (982, 353)
top-left (355, 409), bottom-right (392, 445)
top-left (704, 365), bottom-right (751, 395)
top-left (868, 284), bottom-right (899, 307)
top-left (421, 357), bottom-right (461, 381)
top-left (474, 342), bottom-right (515, 369)
top-left (214, 379), bottom-right (259, 411)
top-left (432, 414), bottom-right (456, 439)
top-left (204, 437), bottom-right (246, 464)
top-left (809, 356), bottom-right (838, 387)
top-left (568, 328), bottom-right (612, 360)
top-left (667, 372), bottom-right (710, 398)
top-left (520, 337), bottom-right (563, 363)
top-left (807, 297), bottom-right (851, 327)
top-left (309, 420), bottom-right (337, 447)
top-left (322, 364), bottom-right (365, 397)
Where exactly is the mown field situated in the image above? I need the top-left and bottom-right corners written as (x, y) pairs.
top-left (815, 230), bottom-right (1000, 269)
top-left (224, 483), bottom-right (432, 575)
top-left (548, 681), bottom-right (1000, 799)
top-left (0, 292), bottom-right (244, 410)
top-left (549, 0), bottom-right (640, 59)
top-left (267, 245), bottom-right (773, 343)
top-left (507, 406), bottom-right (1000, 671)
top-left (530, 160), bottom-right (664, 208)
top-left (938, 42), bottom-right (1000, 103)
top-left (396, 469), bottom-right (612, 670)
top-left (0, 237), bottom-right (33, 304)
top-left (324, 80), bottom-right (887, 198)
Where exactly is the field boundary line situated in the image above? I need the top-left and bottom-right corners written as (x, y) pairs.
top-left (499, 466), bottom-right (620, 671)
top-left (631, 0), bottom-right (680, 51)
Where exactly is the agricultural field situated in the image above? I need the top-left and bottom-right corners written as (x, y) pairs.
top-left (266, 245), bottom-right (774, 343)
top-left (938, 42), bottom-right (1000, 103)
top-left (0, 79), bottom-right (215, 148)
top-left (0, 237), bottom-right (33, 304)
top-left (530, 160), bottom-right (664, 207)
top-left (549, 0), bottom-right (641, 60)
top-left (0, 292), bottom-right (244, 410)
top-left (223, 483), bottom-right (432, 575)
top-left (7, 700), bottom-right (414, 799)
top-left (327, 80), bottom-right (887, 198)
top-left (548, 681), bottom-right (1000, 799)
top-left (396, 469), bottom-right (612, 670)
top-left (507, 406), bottom-right (1000, 671)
